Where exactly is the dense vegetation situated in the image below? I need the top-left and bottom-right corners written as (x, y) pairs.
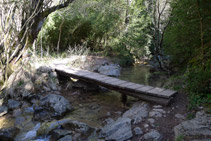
top-left (0, 0), bottom-right (210, 109)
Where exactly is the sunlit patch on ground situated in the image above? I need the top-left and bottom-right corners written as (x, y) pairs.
top-left (0, 115), bottom-right (15, 129)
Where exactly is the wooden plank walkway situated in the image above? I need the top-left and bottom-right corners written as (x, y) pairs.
top-left (54, 65), bottom-right (177, 106)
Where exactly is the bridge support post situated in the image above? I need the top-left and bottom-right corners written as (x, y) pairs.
top-left (121, 93), bottom-right (128, 107)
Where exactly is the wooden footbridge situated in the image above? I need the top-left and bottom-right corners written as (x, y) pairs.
top-left (54, 65), bottom-right (177, 106)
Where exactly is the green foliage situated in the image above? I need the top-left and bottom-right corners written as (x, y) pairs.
top-left (163, 0), bottom-right (211, 69)
top-left (163, 0), bottom-right (211, 108)
top-left (116, 0), bottom-right (152, 59)
top-left (185, 66), bottom-right (211, 109)
top-left (176, 134), bottom-right (184, 141)
top-left (37, 0), bottom-right (125, 53)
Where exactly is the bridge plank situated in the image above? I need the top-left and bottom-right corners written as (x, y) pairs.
top-left (85, 73), bottom-right (103, 79)
top-left (119, 82), bottom-right (135, 87)
top-left (160, 89), bottom-right (177, 97)
top-left (94, 76), bottom-right (111, 81)
top-left (136, 86), bottom-right (154, 92)
top-left (126, 84), bottom-right (145, 90)
top-left (110, 80), bottom-right (127, 86)
top-left (103, 78), bottom-right (120, 83)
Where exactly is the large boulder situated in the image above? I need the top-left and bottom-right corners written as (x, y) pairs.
top-left (34, 67), bottom-right (61, 93)
top-left (40, 94), bottom-right (72, 116)
top-left (123, 102), bottom-right (149, 124)
top-left (5, 68), bottom-right (35, 100)
top-left (98, 64), bottom-right (121, 77)
top-left (100, 117), bottom-right (133, 141)
top-left (174, 111), bottom-right (211, 140)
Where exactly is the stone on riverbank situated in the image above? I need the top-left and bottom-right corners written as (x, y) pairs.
top-left (100, 117), bottom-right (133, 141)
top-left (123, 102), bottom-right (149, 124)
top-left (40, 94), bottom-right (72, 116)
top-left (143, 130), bottom-right (162, 141)
top-left (174, 111), bottom-right (211, 140)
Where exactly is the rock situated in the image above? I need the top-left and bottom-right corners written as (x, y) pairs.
top-left (100, 117), bottom-right (133, 141)
top-left (123, 102), bottom-right (149, 124)
top-left (114, 111), bottom-right (122, 116)
top-left (15, 117), bottom-right (25, 127)
top-left (0, 106), bottom-right (8, 117)
top-left (149, 111), bottom-right (162, 118)
top-left (98, 64), bottom-right (121, 77)
top-left (50, 72), bottom-right (58, 78)
top-left (143, 130), bottom-right (162, 141)
top-left (90, 104), bottom-right (100, 110)
top-left (134, 127), bottom-right (143, 135)
top-left (144, 124), bottom-right (149, 128)
top-left (34, 68), bottom-right (60, 93)
top-left (0, 127), bottom-right (20, 141)
top-left (48, 79), bottom-right (60, 91)
top-left (40, 94), bottom-right (72, 116)
top-left (0, 69), bottom-right (3, 83)
top-left (24, 107), bottom-right (34, 115)
top-left (43, 86), bottom-right (51, 92)
top-left (61, 120), bottom-right (96, 138)
top-left (104, 118), bottom-right (114, 125)
top-left (106, 112), bottom-right (111, 116)
top-left (148, 118), bottom-right (155, 125)
top-left (153, 105), bottom-right (162, 108)
top-left (175, 114), bottom-right (185, 120)
top-left (8, 99), bottom-right (21, 109)
top-left (38, 118), bottom-right (96, 138)
top-left (72, 133), bottom-right (81, 141)
top-left (13, 109), bottom-right (22, 117)
top-left (37, 66), bottom-right (53, 73)
top-left (5, 68), bottom-right (35, 100)
top-left (50, 129), bottom-right (72, 140)
top-left (58, 135), bottom-right (72, 141)
top-left (174, 111), bottom-right (211, 140)
top-left (22, 102), bottom-right (30, 108)
top-left (79, 104), bottom-right (83, 108)
top-left (15, 115), bottom-right (33, 129)
top-left (15, 123), bottom-right (41, 141)
top-left (0, 98), bottom-right (4, 106)
top-left (152, 109), bottom-right (166, 114)
top-left (33, 107), bottom-right (53, 121)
